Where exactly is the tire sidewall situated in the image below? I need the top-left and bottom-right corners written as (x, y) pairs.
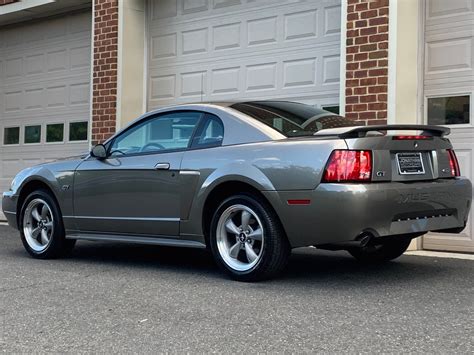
top-left (19, 189), bottom-right (65, 258)
top-left (209, 194), bottom-right (283, 280)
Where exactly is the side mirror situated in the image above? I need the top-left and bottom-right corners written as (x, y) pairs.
top-left (90, 144), bottom-right (108, 160)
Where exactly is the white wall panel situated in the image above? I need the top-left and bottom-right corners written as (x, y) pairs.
top-left (0, 11), bottom-right (92, 218)
top-left (211, 67), bottom-right (240, 94)
top-left (423, 0), bottom-right (474, 252)
top-left (147, 0), bottom-right (341, 109)
top-left (284, 10), bottom-right (317, 41)
top-left (213, 23), bottom-right (240, 50)
top-left (182, 28), bottom-right (208, 55)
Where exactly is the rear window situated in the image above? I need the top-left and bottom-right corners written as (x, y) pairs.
top-left (230, 101), bottom-right (357, 137)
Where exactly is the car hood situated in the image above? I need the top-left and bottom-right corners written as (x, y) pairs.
top-left (33, 152), bottom-right (89, 167)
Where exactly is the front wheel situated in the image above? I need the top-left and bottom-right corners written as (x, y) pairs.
top-left (210, 194), bottom-right (290, 281)
top-left (348, 237), bottom-right (412, 264)
top-left (20, 189), bottom-right (75, 259)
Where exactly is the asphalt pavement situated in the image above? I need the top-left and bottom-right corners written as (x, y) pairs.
top-left (0, 224), bottom-right (473, 353)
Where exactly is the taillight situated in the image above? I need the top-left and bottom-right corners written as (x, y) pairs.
top-left (322, 150), bottom-right (372, 182)
top-left (447, 149), bottom-right (460, 177)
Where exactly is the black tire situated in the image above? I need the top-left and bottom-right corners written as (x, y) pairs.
top-left (19, 189), bottom-right (75, 259)
top-left (348, 237), bottom-right (412, 264)
top-left (209, 194), bottom-right (290, 282)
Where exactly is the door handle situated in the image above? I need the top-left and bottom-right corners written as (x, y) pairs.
top-left (155, 162), bottom-right (170, 170)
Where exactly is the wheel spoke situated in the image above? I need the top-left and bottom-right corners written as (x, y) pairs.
top-left (31, 226), bottom-right (42, 239)
top-left (32, 208), bottom-right (42, 222)
top-left (40, 229), bottom-right (49, 245)
top-left (248, 228), bottom-right (262, 241)
top-left (244, 242), bottom-right (258, 263)
top-left (41, 204), bottom-right (49, 219)
top-left (44, 222), bottom-right (53, 231)
top-left (225, 219), bottom-right (240, 235)
top-left (241, 210), bottom-right (251, 230)
top-left (229, 242), bottom-right (241, 259)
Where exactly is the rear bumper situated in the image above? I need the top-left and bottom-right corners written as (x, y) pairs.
top-left (2, 191), bottom-right (18, 229)
top-left (264, 178), bottom-right (472, 248)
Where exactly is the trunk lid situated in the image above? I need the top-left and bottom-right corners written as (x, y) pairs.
top-left (315, 125), bottom-right (455, 182)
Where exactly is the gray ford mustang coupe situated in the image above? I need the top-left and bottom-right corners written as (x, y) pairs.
top-left (2, 101), bottom-right (472, 281)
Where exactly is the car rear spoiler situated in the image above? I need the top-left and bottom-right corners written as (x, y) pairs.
top-left (313, 124), bottom-right (450, 139)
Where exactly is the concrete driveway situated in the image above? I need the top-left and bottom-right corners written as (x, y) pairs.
top-left (0, 225), bottom-right (472, 353)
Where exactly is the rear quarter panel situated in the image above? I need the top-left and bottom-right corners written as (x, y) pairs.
top-left (180, 138), bottom-right (346, 237)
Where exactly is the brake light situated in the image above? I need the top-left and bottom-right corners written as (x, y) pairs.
top-left (392, 135), bottom-right (432, 140)
top-left (447, 149), bottom-right (460, 177)
top-left (322, 150), bottom-right (372, 182)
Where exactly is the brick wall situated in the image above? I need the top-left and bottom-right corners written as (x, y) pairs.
top-left (345, 0), bottom-right (389, 125)
top-left (0, 0), bottom-right (19, 6)
top-left (91, 0), bottom-right (119, 145)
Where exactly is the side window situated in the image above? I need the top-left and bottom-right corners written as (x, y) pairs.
top-left (110, 111), bottom-right (201, 156)
top-left (191, 114), bottom-right (224, 149)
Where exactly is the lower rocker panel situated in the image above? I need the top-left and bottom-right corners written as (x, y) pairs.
top-left (66, 233), bottom-right (206, 249)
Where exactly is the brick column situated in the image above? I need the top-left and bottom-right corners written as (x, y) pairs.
top-left (91, 0), bottom-right (119, 145)
top-left (345, 0), bottom-right (389, 125)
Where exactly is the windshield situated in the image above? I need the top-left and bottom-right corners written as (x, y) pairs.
top-left (230, 101), bottom-right (357, 137)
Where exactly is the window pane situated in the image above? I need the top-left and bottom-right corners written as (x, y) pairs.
top-left (25, 125), bottom-right (41, 144)
top-left (231, 102), bottom-right (355, 137)
top-left (111, 112), bottom-right (201, 156)
top-left (193, 115), bottom-right (224, 148)
top-left (322, 105), bottom-right (340, 115)
top-left (46, 124), bottom-right (64, 142)
top-left (427, 96), bottom-right (470, 125)
top-left (69, 122), bottom-right (88, 141)
top-left (4, 127), bottom-right (19, 145)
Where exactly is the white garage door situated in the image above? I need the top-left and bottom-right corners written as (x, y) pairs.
top-left (0, 11), bottom-right (92, 217)
top-left (422, 0), bottom-right (474, 252)
top-left (147, 0), bottom-right (341, 110)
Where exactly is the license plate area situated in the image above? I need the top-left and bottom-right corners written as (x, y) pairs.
top-left (396, 152), bottom-right (425, 175)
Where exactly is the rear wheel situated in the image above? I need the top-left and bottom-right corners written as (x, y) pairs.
top-left (210, 194), bottom-right (290, 281)
top-left (20, 189), bottom-right (75, 259)
top-left (348, 236), bottom-right (412, 264)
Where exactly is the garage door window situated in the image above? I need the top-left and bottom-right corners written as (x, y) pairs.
top-left (24, 125), bottom-right (41, 144)
top-left (69, 122), bottom-right (88, 142)
top-left (46, 124), bottom-right (64, 143)
top-left (427, 95), bottom-right (470, 126)
top-left (4, 127), bottom-right (20, 145)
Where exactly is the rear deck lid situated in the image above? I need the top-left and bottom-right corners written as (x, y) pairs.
top-left (318, 125), bottom-right (455, 182)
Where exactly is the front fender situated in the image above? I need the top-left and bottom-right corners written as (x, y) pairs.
top-left (16, 167), bottom-right (62, 199)
top-left (12, 163), bottom-right (77, 221)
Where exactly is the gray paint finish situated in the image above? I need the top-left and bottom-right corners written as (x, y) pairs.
top-left (2, 103), bottom-right (472, 249)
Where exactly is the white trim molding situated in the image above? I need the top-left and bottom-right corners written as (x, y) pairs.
top-left (339, 0), bottom-right (347, 116)
top-left (387, 0), bottom-right (398, 124)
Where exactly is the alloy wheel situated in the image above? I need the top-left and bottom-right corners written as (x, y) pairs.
top-left (23, 198), bottom-right (54, 252)
top-left (216, 204), bottom-right (264, 271)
